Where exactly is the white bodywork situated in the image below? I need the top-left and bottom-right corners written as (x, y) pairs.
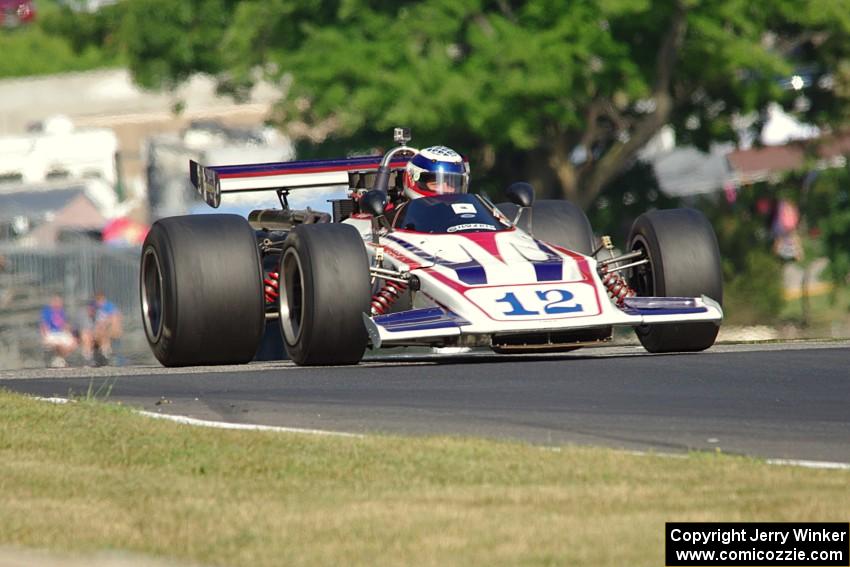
top-left (343, 216), bottom-right (723, 348)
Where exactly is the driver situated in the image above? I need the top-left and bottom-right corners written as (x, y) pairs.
top-left (402, 146), bottom-right (469, 200)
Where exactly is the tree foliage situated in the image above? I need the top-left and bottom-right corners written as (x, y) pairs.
top-left (696, 185), bottom-right (786, 324)
top-left (5, 1), bottom-right (848, 209)
top-left (99, 1), bottom-right (850, 205)
top-left (585, 159), bottom-right (680, 244)
top-left (0, 2), bottom-right (122, 78)
top-left (801, 166), bottom-right (850, 288)
top-left (120, 0), bottom-right (240, 89)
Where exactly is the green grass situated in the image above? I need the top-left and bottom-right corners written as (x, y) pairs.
top-left (780, 283), bottom-right (850, 330)
top-left (1, 389), bottom-right (848, 566)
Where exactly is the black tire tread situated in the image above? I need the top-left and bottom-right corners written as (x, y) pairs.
top-left (628, 208), bottom-right (722, 353)
top-left (141, 214), bottom-right (265, 366)
top-left (280, 224), bottom-right (370, 365)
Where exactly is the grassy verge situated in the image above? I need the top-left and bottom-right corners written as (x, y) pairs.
top-left (780, 284), bottom-right (850, 328)
top-left (1, 390), bottom-right (848, 567)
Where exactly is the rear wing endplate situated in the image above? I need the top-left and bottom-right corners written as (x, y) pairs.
top-left (189, 155), bottom-right (412, 208)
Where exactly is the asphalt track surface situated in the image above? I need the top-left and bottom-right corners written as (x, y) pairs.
top-left (1, 341), bottom-right (848, 463)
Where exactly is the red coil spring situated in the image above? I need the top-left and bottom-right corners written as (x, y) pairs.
top-left (601, 269), bottom-right (635, 306)
top-left (371, 280), bottom-right (408, 316)
top-left (264, 271), bottom-right (280, 304)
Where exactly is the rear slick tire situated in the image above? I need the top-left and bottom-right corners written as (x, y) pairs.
top-left (627, 208), bottom-right (723, 353)
top-left (278, 224), bottom-right (371, 365)
top-left (140, 214), bottom-right (265, 366)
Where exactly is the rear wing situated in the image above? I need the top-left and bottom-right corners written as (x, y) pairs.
top-left (189, 155), bottom-right (413, 208)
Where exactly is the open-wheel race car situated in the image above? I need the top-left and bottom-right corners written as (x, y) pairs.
top-left (140, 128), bottom-right (723, 366)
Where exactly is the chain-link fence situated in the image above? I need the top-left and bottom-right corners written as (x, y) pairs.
top-left (0, 243), bottom-right (156, 369)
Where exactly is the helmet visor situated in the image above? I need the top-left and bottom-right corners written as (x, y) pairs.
top-left (417, 170), bottom-right (468, 195)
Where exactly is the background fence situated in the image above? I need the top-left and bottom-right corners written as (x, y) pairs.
top-left (0, 244), bottom-right (156, 369)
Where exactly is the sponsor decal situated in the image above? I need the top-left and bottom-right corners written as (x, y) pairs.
top-left (451, 203), bottom-right (477, 215)
top-left (447, 223), bottom-right (497, 233)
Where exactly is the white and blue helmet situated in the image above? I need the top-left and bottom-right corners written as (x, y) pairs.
top-left (403, 145), bottom-right (469, 200)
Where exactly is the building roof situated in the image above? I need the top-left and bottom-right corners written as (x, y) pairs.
top-left (0, 187), bottom-right (89, 221)
top-left (726, 131), bottom-right (850, 185)
top-left (650, 144), bottom-right (735, 197)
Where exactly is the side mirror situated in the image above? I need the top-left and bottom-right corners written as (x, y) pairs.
top-left (361, 190), bottom-right (387, 217)
top-left (506, 182), bottom-right (535, 207)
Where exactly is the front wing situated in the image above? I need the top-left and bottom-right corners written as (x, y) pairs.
top-left (364, 295), bottom-right (723, 348)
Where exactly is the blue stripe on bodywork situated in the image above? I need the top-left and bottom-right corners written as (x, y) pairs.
top-left (386, 234), bottom-right (487, 285)
top-left (211, 155), bottom-right (399, 176)
top-left (528, 241), bottom-right (564, 282)
top-left (373, 307), bottom-right (470, 333)
top-left (452, 264), bottom-right (487, 285)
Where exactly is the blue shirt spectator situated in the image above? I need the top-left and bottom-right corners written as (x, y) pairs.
top-left (40, 303), bottom-right (68, 333)
top-left (93, 297), bottom-right (117, 323)
top-left (79, 292), bottom-right (122, 366)
top-left (39, 295), bottom-right (76, 367)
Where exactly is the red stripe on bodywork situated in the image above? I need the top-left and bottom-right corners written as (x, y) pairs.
top-left (454, 231), bottom-right (505, 262)
top-left (377, 242), bottom-right (424, 270)
top-left (422, 267), bottom-right (469, 294)
top-left (546, 243), bottom-right (594, 283)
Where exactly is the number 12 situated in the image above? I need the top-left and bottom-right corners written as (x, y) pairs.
top-left (495, 289), bottom-right (583, 316)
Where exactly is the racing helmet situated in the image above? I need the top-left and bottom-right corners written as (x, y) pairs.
top-left (403, 146), bottom-right (469, 200)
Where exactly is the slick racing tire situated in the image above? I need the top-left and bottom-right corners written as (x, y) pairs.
top-left (627, 208), bottom-right (723, 353)
top-left (498, 199), bottom-right (595, 255)
top-left (140, 214), bottom-right (265, 366)
top-left (279, 224), bottom-right (371, 365)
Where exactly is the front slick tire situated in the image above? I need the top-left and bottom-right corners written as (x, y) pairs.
top-left (279, 224), bottom-right (371, 366)
top-left (140, 214), bottom-right (264, 367)
top-left (628, 208), bottom-right (723, 353)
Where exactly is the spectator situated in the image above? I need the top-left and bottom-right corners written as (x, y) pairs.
top-left (0, 255), bottom-right (10, 309)
top-left (78, 291), bottom-right (122, 366)
top-left (39, 295), bottom-right (76, 368)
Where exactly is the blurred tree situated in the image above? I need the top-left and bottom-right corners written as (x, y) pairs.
top-left (120, 0), bottom-right (241, 90)
top-left (697, 185), bottom-right (785, 325)
top-left (0, 1), bottom-right (122, 77)
top-left (117, 0), bottom-right (850, 206)
top-left (586, 160), bottom-right (679, 244)
top-left (799, 166), bottom-right (850, 292)
top-left (38, 1), bottom-right (126, 60)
